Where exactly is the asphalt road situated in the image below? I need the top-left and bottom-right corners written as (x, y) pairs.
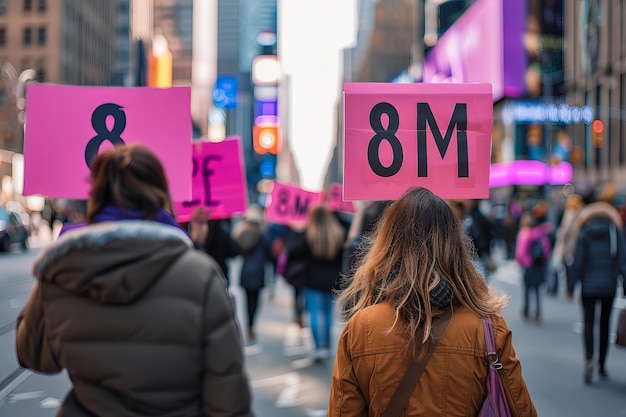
top-left (1, 242), bottom-right (626, 416)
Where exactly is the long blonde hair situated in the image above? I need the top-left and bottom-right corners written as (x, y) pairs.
top-left (339, 187), bottom-right (507, 360)
top-left (306, 205), bottom-right (345, 259)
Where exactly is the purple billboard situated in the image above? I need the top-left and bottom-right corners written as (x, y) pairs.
top-left (423, 0), bottom-right (526, 102)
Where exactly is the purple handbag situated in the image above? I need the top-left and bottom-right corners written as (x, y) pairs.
top-left (478, 317), bottom-right (513, 417)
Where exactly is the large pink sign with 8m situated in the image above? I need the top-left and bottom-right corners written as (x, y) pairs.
top-left (343, 82), bottom-right (493, 200)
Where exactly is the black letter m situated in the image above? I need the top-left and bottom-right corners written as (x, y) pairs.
top-left (417, 103), bottom-right (468, 177)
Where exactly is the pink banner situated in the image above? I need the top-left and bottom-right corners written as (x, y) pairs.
top-left (265, 182), bottom-right (323, 225)
top-left (343, 82), bottom-right (492, 200)
top-left (23, 84), bottom-right (192, 201)
top-left (327, 183), bottom-right (354, 212)
top-left (173, 138), bottom-right (248, 222)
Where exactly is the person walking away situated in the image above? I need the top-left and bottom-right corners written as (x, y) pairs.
top-left (232, 205), bottom-right (271, 344)
top-left (329, 186), bottom-right (536, 416)
top-left (15, 144), bottom-right (253, 417)
top-left (515, 211), bottom-right (550, 322)
top-left (549, 193), bottom-right (584, 295)
top-left (566, 200), bottom-right (626, 384)
top-left (190, 209), bottom-right (241, 286)
top-left (466, 199), bottom-right (495, 276)
top-left (287, 205), bottom-right (346, 361)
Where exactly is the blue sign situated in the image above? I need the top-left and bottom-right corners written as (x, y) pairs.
top-left (213, 75), bottom-right (238, 109)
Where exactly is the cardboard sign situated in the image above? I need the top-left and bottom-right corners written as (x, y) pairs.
top-left (265, 182), bottom-right (323, 225)
top-left (343, 82), bottom-right (493, 200)
top-left (327, 182), bottom-right (354, 212)
top-left (173, 138), bottom-right (247, 222)
top-left (23, 84), bottom-right (192, 201)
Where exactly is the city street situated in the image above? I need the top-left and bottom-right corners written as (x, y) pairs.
top-left (1, 242), bottom-right (626, 416)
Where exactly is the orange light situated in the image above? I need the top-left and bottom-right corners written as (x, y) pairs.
top-left (592, 119), bottom-right (604, 133)
top-left (591, 119), bottom-right (604, 147)
top-left (253, 124), bottom-right (279, 154)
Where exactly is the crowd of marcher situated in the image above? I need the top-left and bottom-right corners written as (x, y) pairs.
top-left (13, 144), bottom-right (626, 416)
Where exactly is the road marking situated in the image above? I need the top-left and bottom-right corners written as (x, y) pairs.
top-left (251, 371), bottom-right (299, 389)
top-left (250, 372), bottom-right (306, 408)
top-left (0, 370), bottom-right (31, 402)
top-left (40, 397), bottom-right (61, 408)
top-left (9, 390), bottom-right (45, 403)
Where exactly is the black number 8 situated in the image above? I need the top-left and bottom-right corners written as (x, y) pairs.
top-left (84, 103), bottom-right (126, 168)
top-left (367, 102), bottom-right (403, 177)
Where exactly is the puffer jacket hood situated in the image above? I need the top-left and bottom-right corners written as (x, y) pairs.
top-left (574, 201), bottom-right (622, 230)
top-left (32, 221), bottom-right (192, 304)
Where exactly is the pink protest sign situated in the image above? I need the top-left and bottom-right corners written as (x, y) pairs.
top-left (173, 138), bottom-right (247, 222)
top-left (265, 182), bottom-right (323, 225)
top-left (327, 183), bottom-right (354, 212)
top-left (343, 82), bottom-right (493, 200)
top-left (23, 84), bottom-right (192, 201)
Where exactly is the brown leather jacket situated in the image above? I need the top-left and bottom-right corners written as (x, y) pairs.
top-left (328, 303), bottom-right (537, 417)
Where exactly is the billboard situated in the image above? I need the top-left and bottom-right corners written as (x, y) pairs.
top-left (423, 0), bottom-right (526, 101)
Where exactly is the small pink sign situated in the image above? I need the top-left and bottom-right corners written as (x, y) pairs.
top-left (173, 138), bottom-right (248, 222)
top-left (265, 182), bottom-right (323, 225)
top-left (343, 82), bottom-right (493, 200)
top-left (327, 183), bottom-right (354, 212)
top-left (23, 84), bottom-right (192, 201)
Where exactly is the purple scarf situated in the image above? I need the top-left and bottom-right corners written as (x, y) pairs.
top-left (59, 206), bottom-right (188, 236)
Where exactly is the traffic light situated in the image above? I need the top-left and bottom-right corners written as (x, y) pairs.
top-left (253, 123), bottom-right (279, 154)
top-left (592, 119), bottom-right (604, 147)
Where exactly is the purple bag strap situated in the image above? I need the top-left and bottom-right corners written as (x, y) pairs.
top-left (482, 317), bottom-right (503, 371)
top-left (480, 317), bottom-right (513, 417)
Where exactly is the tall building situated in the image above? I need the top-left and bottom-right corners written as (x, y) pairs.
top-left (112, 0), bottom-right (132, 86)
top-left (153, 0), bottom-right (193, 85)
top-left (0, 0), bottom-right (118, 179)
top-left (565, 0), bottom-right (626, 190)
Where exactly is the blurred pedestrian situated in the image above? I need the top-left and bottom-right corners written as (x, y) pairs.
top-left (566, 199), bottom-right (626, 384)
top-left (287, 205), bottom-right (347, 361)
top-left (549, 193), bottom-right (585, 295)
top-left (465, 199), bottom-right (495, 275)
top-left (15, 144), bottom-right (253, 416)
top-left (232, 205), bottom-right (272, 344)
top-left (190, 208), bottom-right (241, 285)
top-left (515, 211), bottom-right (550, 322)
top-left (329, 187), bottom-right (536, 416)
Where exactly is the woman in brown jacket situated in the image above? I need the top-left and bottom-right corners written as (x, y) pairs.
top-left (16, 144), bottom-right (253, 417)
top-left (329, 187), bottom-right (536, 417)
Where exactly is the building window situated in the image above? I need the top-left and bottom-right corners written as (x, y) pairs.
top-left (24, 0), bottom-right (32, 11)
top-left (23, 28), bottom-right (32, 45)
top-left (0, 28), bottom-right (5, 46)
top-left (37, 27), bottom-right (46, 45)
top-left (38, 0), bottom-right (45, 11)
top-left (36, 58), bottom-right (46, 82)
top-left (0, 0), bottom-right (7, 14)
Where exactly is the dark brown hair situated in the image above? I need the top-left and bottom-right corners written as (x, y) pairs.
top-left (86, 144), bottom-right (173, 223)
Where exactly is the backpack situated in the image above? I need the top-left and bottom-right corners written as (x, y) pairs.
top-left (530, 237), bottom-right (544, 265)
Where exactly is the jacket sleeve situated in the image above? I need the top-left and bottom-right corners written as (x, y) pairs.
top-left (567, 232), bottom-right (587, 293)
top-left (494, 316), bottom-right (538, 417)
top-left (615, 231), bottom-right (626, 295)
top-left (515, 230), bottom-right (530, 268)
top-left (327, 321), bottom-right (368, 417)
top-left (201, 267), bottom-right (254, 417)
top-left (15, 281), bottom-right (62, 374)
